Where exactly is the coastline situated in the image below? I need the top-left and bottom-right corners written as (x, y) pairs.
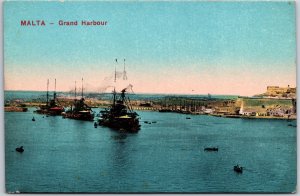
top-left (209, 114), bottom-right (297, 120)
top-left (5, 97), bottom-right (297, 121)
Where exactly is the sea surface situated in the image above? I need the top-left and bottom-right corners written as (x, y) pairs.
top-left (5, 108), bottom-right (296, 193)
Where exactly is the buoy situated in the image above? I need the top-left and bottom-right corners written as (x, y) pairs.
top-left (94, 122), bottom-right (98, 128)
top-left (32, 117), bottom-right (35, 121)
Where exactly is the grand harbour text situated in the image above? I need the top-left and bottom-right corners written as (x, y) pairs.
top-left (20, 20), bottom-right (108, 26)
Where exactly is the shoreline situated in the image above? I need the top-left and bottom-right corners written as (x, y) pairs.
top-left (5, 103), bottom-right (297, 121)
top-left (4, 94), bottom-right (297, 121)
top-left (209, 114), bottom-right (296, 120)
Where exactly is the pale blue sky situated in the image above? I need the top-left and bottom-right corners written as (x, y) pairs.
top-left (4, 1), bottom-right (296, 95)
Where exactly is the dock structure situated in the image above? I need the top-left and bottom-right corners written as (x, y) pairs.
top-left (153, 96), bottom-right (233, 114)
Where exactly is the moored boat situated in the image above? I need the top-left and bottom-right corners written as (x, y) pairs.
top-left (62, 98), bottom-right (94, 121)
top-left (35, 79), bottom-right (65, 115)
top-left (98, 87), bottom-right (140, 132)
top-left (233, 164), bottom-right (243, 173)
top-left (98, 59), bottom-right (140, 133)
top-left (62, 79), bottom-right (94, 121)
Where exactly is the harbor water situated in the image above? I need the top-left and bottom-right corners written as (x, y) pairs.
top-left (5, 108), bottom-right (296, 193)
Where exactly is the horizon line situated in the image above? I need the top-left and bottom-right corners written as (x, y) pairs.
top-left (4, 89), bottom-right (241, 96)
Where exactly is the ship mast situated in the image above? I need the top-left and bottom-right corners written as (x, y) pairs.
top-left (113, 59), bottom-right (117, 107)
top-left (81, 77), bottom-right (84, 99)
top-left (53, 78), bottom-right (57, 101)
top-left (75, 81), bottom-right (77, 99)
top-left (46, 79), bottom-right (49, 106)
top-left (114, 59), bottom-right (117, 83)
top-left (123, 58), bottom-right (127, 80)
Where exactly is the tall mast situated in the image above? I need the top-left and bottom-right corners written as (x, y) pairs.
top-left (113, 87), bottom-right (116, 107)
top-left (114, 58), bottom-right (117, 83)
top-left (123, 58), bottom-right (127, 80)
top-left (75, 81), bottom-right (77, 99)
top-left (113, 59), bottom-right (117, 106)
top-left (46, 79), bottom-right (49, 106)
top-left (81, 78), bottom-right (84, 99)
top-left (53, 78), bottom-right (57, 101)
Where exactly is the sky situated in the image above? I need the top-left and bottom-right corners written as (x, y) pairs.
top-left (4, 1), bottom-right (296, 96)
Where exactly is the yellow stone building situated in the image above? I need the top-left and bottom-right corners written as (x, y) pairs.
top-left (266, 85), bottom-right (296, 97)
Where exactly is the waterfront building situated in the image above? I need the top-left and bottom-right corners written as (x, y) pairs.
top-left (258, 85), bottom-right (297, 98)
top-left (237, 97), bottom-right (295, 117)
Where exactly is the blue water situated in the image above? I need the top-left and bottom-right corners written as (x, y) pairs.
top-left (5, 108), bottom-right (296, 193)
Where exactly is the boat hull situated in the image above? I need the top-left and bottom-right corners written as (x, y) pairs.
top-left (99, 117), bottom-right (140, 133)
top-left (35, 107), bottom-right (64, 116)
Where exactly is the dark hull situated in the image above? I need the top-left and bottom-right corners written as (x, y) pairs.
top-left (99, 117), bottom-right (140, 133)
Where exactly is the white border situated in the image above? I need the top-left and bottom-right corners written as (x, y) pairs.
top-left (0, 1), bottom-right (298, 196)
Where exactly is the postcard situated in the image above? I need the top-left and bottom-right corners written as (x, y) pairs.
top-left (4, 0), bottom-right (296, 193)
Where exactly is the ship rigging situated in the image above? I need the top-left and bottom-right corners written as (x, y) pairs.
top-left (35, 79), bottom-right (65, 115)
top-left (97, 59), bottom-right (140, 133)
top-left (62, 78), bottom-right (95, 121)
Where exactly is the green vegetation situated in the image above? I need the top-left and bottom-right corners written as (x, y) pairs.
top-left (243, 98), bottom-right (293, 107)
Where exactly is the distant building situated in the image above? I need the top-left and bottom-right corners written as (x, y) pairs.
top-left (292, 98), bottom-right (296, 114)
top-left (204, 108), bottom-right (214, 114)
top-left (237, 97), bottom-right (295, 117)
top-left (265, 85), bottom-right (296, 98)
top-left (266, 107), bottom-right (292, 117)
top-left (240, 109), bottom-right (256, 116)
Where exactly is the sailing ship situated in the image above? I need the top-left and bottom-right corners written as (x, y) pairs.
top-left (62, 79), bottom-right (94, 121)
top-left (35, 79), bottom-right (65, 115)
top-left (98, 59), bottom-right (140, 133)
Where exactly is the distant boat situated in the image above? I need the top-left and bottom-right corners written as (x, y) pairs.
top-left (35, 79), bottom-right (65, 115)
top-left (233, 164), bottom-right (243, 173)
top-left (16, 146), bottom-right (24, 153)
top-left (62, 79), bottom-right (94, 121)
top-left (204, 147), bottom-right (218, 151)
top-left (62, 98), bottom-right (94, 121)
